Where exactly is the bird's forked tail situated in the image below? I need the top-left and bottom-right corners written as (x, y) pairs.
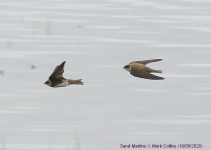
top-left (67, 79), bottom-right (84, 85)
top-left (154, 70), bottom-right (162, 73)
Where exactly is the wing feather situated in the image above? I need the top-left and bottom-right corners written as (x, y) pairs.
top-left (131, 59), bottom-right (162, 65)
top-left (130, 71), bottom-right (164, 80)
top-left (49, 61), bottom-right (66, 81)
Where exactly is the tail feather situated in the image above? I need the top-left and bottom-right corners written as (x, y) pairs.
top-left (68, 79), bottom-right (84, 85)
top-left (154, 70), bottom-right (162, 73)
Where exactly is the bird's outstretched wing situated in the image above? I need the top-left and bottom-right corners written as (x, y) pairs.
top-left (130, 71), bottom-right (164, 80)
top-left (131, 59), bottom-right (162, 65)
top-left (49, 61), bottom-right (66, 81)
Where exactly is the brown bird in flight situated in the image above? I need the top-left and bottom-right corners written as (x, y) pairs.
top-left (44, 61), bottom-right (83, 87)
top-left (124, 59), bottom-right (164, 80)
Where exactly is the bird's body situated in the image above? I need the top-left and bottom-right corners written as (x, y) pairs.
top-left (49, 80), bottom-right (69, 87)
top-left (44, 61), bottom-right (83, 87)
top-left (129, 63), bottom-right (161, 74)
top-left (124, 59), bottom-right (164, 80)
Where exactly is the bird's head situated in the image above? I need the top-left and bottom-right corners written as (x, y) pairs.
top-left (123, 65), bottom-right (131, 72)
top-left (44, 80), bottom-right (51, 86)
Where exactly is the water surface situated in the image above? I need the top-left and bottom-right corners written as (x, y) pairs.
top-left (0, 0), bottom-right (211, 149)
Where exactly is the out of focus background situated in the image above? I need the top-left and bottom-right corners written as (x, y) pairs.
top-left (0, 0), bottom-right (211, 149)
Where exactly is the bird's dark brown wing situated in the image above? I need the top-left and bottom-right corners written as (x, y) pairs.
top-left (131, 59), bottom-right (162, 65)
top-left (130, 71), bottom-right (164, 80)
top-left (49, 61), bottom-right (66, 81)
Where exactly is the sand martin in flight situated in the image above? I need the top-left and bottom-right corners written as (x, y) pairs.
top-left (124, 59), bottom-right (164, 80)
top-left (44, 61), bottom-right (83, 87)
